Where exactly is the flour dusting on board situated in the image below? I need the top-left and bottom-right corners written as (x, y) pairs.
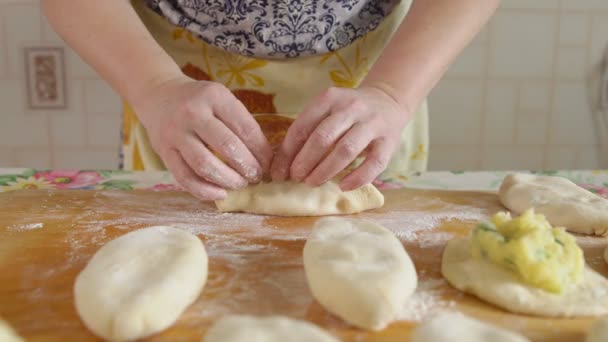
top-left (7, 222), bottom-right (44, 231)
top-left (10, 190), bottom-right (487, 330)
top-left (399, 277), bottom-right (455, 322)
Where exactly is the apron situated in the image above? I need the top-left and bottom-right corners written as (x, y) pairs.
top-left (121, 0), bottom-right (429, 182)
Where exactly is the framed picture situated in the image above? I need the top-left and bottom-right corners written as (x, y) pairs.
top-left (24, 46), bottom-right (67, 109)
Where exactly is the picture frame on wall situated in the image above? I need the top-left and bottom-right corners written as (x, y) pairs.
top-left (24, 46), bottom-right (67, 110)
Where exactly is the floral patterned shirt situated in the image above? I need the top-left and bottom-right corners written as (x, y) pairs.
top-left (142, 0), bottom-right (400, 59)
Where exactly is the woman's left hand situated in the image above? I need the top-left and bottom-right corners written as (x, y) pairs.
top-left (270, 86), bottom-right (411, 191)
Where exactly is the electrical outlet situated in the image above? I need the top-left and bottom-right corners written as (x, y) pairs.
top-left (24, 46), bottom-right (67, 110)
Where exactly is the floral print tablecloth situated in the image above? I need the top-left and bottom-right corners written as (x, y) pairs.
top-left (1, 168), bottom-right (607, 197)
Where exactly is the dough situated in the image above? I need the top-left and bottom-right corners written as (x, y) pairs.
top-left (74, 226), bottom-right (208, 341)
top-left (442, 237), bottom-right (608, 317)
top-left (303, 217), bottom-right (417, 330)
top-left (499, 173), bottom-right (608, 236)
top-left (411, 311), bottom-right (530, 342)
top-left (215, 180), bottom-right (383, 216)
top-left (0, 319), bottom-right (24, 342)
top-left (587, 317), bottom-right (608, 342)
top-left (203, 315), bottom-right (340, 342)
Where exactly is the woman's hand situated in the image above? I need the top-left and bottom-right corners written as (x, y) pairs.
top-left (270, 86), bottom-right (410, 191)
top-left (133, 77), bottom-right (273, 200)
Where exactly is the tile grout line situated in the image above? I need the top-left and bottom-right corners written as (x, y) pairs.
top-left (477, 17), bottom-right (494, 170)
top-left (575, 10), bottom-right (596, 167)
top-left (0, 4), bottom-right (9, 79)
top-left (541, 8), bottom-right (562, 170)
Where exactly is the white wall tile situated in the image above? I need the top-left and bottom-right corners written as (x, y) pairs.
top-left (501, 0), bottom-right (560, 9)
top-left (84, 80), bottom-right (121, 115)
top-left (50, 113), bottom-right (86, 147)
top-left (428, 145), bottom-right (480, 171)
top-left (14, 148), bottom-right (51, 169)
top-left (516, 112), bottom-right (548, 144)
top-left (2, 3), bottom-right (41, 77)
top-left (0, 25), bottom-right (6, 78)
top-left (0, 148), bottom-right (16, 167)
top-left (556, 48), bottom-right (588, 80)
top-left (558, 14), bottom-right (589, 47)
top-left (0, 114), bottom-right (49, 147)
top-left (481, 146), bottom-right (544, 170)
top-left (0, 80), bottom-right (49, 147)
top-left (575, 147), bottom-right (603, 169)
top-left (483, 82), bottom-right (517, 144)
top-left (87, 115), bottom-right (121, 148)
top-left (0, 79), bottom-right (24, 117)
top-left (41, 80), bottom-right (87, 147)
top-left (519, 82), bottom-right (551, 114)
top-left (489, 12), bottom-right (557, 78)
top-left (551, 83), bottom-right (598, 145)
top-left (545, 147), bottom-right (576, 170)
top-left (429, 80), bottom-right (483, 145)
top-left (54, 149), bottom-right (119, 169)
top-left (445, 44), bottom-right (486, 78)
top-left (590, 15), bottom-right (608, 67)
top-left (561, 0), bottom-right (608, 11)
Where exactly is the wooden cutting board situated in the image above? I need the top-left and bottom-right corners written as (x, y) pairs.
top-left (0, 188), bottom-right (605, 342)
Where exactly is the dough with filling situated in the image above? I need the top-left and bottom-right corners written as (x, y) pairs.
top-left (215, 180), bottom-right (383, 216)
top-left (74, 226), bottom-right (208, 341)
top-left (499, 173), bottom-right (608, 236)
top-left (442, 237), bottom-right (608, 317)
top-left (411, 311), bottom-right (530, 342)
top-left (0, 319), bottom-right (24, 342)
top-left (203, 315), bottom-right (340, 342)
top-left (303, 217), bottom-right (417, 330)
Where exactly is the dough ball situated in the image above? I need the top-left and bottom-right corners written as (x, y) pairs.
top-left (411, 311), bottom-right (529, 342)
top-left (303, 217), bottom-right (417, 330)
top-left (203, 315), bottom-right (339, 342)
top-left (0, 319), bottom-right (24, 342)
top-left (499, 173), bottom-right (608, 236)
top-left (74, 226), bottom-right (208, 341)
top-left (215, 180), bottom-right (383, 216)
top-left (587, 318), bottom-right (608, 342)
top-left (442, 237), bottom-right (608, 317)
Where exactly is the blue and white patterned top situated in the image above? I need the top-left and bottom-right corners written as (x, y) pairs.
top-left (143, 0), bottom-right (400, 59)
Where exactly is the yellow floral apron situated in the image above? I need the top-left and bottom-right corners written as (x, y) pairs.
top-left (122, 0), bottom-right (429, 181)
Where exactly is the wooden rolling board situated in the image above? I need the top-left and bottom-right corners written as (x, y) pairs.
top-left (0, 188), bottom-right (606, 342)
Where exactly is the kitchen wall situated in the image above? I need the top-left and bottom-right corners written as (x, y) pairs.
top-left (0, 0), bottom-right (606, 171)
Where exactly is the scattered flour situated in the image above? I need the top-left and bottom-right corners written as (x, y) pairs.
top-left (399, 277), bottom-right (455, 322)
top-left (7, 190), bottom-right (488, 333)
top-left (7, 222), bottom-right (43, 231)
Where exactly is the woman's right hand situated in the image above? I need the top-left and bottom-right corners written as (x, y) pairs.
top-left (132, 76), bottom-right (273, 200)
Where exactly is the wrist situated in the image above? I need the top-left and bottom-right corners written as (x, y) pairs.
top-left (358, 81), bottom-right (414, 120)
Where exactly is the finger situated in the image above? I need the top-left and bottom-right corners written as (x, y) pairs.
top-left (290, 110), bottom-right (355, 181)
top-left (194, 117), bottom-right (263, 183)
top-left (164, 148), bottom-right (227, 200)
top-left (179, 135), bottom-right (248, 190)
top-left (270, 89), bottom-right (336, 181)
top-left (305, 123), bottom-right (374, 187)
top-left (213, 93), bottom-right (274, 173)
top-left (339, 139), bottom-right (392, 191)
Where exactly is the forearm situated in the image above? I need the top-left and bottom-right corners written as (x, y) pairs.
top-left (362, 0), bottom-right (500, 113)
top-left (41, 0), bottom-right (182, 107)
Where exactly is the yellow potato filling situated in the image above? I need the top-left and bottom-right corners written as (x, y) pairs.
top-left (470, 208), bottom-right (584, 293)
